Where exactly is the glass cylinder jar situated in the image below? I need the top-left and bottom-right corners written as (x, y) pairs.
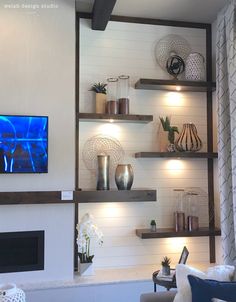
top-left (173, 188), bottom-right (185, 232)
top-left (186, 191), bottom-right (199, 231)
top-left (118, 75), bottom-right (130, 114)
top-left (106, 77), bottom-right (118, 114)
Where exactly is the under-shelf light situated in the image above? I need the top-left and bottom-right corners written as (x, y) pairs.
top-left (176, 86), bottom-right (181, 91)
top-left (97, 123), bottom-right (121, 140)
top-left (165, 92), bottom-right (184, 106)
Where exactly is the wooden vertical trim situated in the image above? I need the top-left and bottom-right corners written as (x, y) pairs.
top-left (206, 24), bottom-right (216, 263)
top-left (74, 12), bottom-right (80, 271)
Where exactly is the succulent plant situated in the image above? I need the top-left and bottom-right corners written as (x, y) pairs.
top-left (90, 82), bottom-right (107, 94)
top-left (161, 256), bottom-right (171, 267)
top-left (150, 219), bottom-right (156, 225)
top-left (159, 116), bottom-right (179, 144)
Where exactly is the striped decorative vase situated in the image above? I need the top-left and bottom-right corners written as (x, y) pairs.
top-left (175, 123), bottom-right (202, 152)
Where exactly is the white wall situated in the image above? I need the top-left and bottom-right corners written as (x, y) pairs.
top-left (0, 0), bottom-right (75, 191)
top-left (0, 0), bottom-right (75, 282)
top-left (79, 19), bottom-right (218, 269)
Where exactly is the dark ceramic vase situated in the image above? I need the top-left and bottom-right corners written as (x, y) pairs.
top-left (96, 155), bottom-right (110, 190)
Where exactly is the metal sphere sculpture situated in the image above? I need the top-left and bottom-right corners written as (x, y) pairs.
top-left (166, 55), bottom-right (185, 79)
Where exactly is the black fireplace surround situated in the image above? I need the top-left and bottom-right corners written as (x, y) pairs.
top-left (0, 230), bottom-right (44, 273)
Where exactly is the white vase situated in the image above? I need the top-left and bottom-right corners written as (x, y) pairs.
top-left (185, 52), bottom-right (205, 81)
top-left (0, 283), bottom-right (25, 302)
top-left (78, 262), bottom-right (95, 276)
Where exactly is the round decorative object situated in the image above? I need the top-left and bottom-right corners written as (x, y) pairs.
top-left (175, 123), bottom-right (202, 152)
top-left (166, 55), bottom-right (185, 79)
top-left (185, 52), bottom-right (205, 81)
top-left (82, 135), bottom-right (124, 174)
top-left (155, 34), bottom-right (191, 71)
top-left (115, 164), bottom-right (134, 190)
top-left (0, 284), bottom-right (25, 302)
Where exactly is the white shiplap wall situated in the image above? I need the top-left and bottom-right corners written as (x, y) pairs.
top-left (79, 18), bottom-right (217, 269)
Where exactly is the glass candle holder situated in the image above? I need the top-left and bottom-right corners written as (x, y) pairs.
top-left (173, 188), bottom-right (185, 232)
top-left (106, 78), bottom-right (118, 114)
top-left (186, 191), bottom-right (199, 231)
top-left (118, 75), bottom-right (130, 114)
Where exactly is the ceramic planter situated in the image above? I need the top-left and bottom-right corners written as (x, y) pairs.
top-left (0, 283), bottom-right (25, 302)
top-left (78, 262), bottom-right (95, 276)
top-left (162, 265), bottom-right (171, 276)
top-left (95, 93), bottom-right (106, 114)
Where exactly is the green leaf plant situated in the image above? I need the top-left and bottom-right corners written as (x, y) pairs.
top-left (159, 116), bottom-right (179, 144)
top-left (89, 82), bottom-right (107, 94)
top-left (161, 256), bottom-right (171, 267)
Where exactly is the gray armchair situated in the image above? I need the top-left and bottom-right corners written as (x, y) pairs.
top-left (140, 290), bottom-right (177, 302)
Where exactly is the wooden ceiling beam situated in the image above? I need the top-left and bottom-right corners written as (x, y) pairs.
top-left (92, 0), bottom-right (117, 30)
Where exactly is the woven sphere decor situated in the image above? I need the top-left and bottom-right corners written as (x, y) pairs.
top-left (155, 34), bottom-right (191, 72)
top-left (82, 135), bottom-right (125, 174)
top-left (166, 55), bottom-right (185, 78)
top-left (0, 284), bottom-right (25, 302)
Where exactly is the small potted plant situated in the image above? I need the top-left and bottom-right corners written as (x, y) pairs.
top-left (161, 256), bottom-right (171, 276)
top-left (90, 82), bottom-right (107, 114)
top-left (150, 219), bottom-right (156, 232)
top-left (159, 116), bottom-right (179, 152)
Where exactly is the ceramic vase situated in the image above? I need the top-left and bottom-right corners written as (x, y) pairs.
top-left (185, 52), bottom-right (205, 81)
top-left (175, 123), bottom-right (202, 152)
top-left (96, 155), bottom-right (110, 190)
top-left (0, 284), bottom-right (25, 302)
top-left (115, 164), bottom-right (134, 190)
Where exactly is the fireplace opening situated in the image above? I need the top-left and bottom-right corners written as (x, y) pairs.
top-left (0, 231), bottom-right (44, 273)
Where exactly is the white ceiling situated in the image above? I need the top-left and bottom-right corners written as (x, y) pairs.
top-left (76, 0), bottom-right (228, 23)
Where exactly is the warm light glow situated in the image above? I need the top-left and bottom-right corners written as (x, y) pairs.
top-left (164, 92), bottom-right (184, 106)
top-left (109, 119), bottom-right (114, 123)
top-left (97, 123), bottom-right (122, 140)
top-left (100, 202), bottom-right (123, 217)
top-left (165, 237), bottom-right (189, 252)
top-left (166, 159), bottom-right (184, 171)
top-left (176, 86), bottom-right (181, 91)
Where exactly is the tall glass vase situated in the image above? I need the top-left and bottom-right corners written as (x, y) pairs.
top-left (175, 123), bottom-right (202, 152)
top-left (96, 155), bottom-right (110, 190)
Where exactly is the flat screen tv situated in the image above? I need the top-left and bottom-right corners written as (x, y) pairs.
top-left (0, 115), bottom-right (48, 173)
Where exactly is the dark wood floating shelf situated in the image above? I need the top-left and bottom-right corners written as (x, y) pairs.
top-left (135, 79), bottom-right (216, 92)
top-left (135, 152), bottom-right (218, 159)
top-left (136, 227), bottom-right (221, 239)
top-left (0, 191), bottom-right (74, 205)
top-left (78, 113), bottom-right (153, 123)
top-left (75, 189), bottom-right (156, 203)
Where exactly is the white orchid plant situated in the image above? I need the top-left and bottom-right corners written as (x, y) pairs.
top-left (76, 213), bottom-right (103, 263)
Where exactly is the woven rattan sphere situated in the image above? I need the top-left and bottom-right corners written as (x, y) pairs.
top-left (82, 135), bottom-right (124, 174)
top-left (155, 34), bottom-right (191, 71)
